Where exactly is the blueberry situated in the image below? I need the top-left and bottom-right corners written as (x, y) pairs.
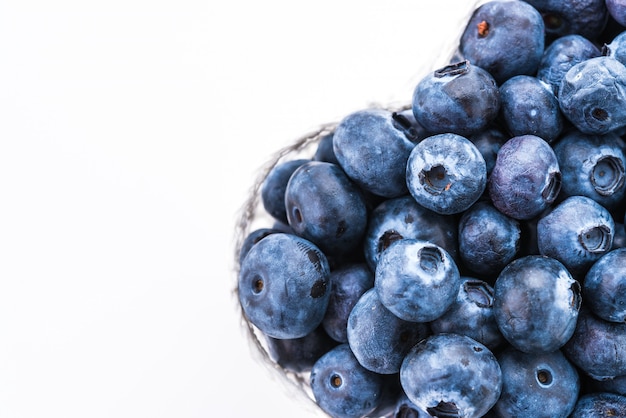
top-left (363, 195), bottom-right (459, 272)
top-left (313, 132), bottom-right (340, 165)
top-left (563, 306), bottom-right (626, 380)
top-left (592, 374), bottom-right (626, 396)
top-left (498, 75), bottom-right (564, 143)
top-left (493, 255), bottom-right (581, 354)
top-left (322, 262), bottom-right (374, 343)
top-left (400, 333), bottom-right (502, 418)
top-left (412, 60), bottom-right (500, 136)
top-left (559, 56), bottom-right (626, 135)
top-left (375, 239), bottom-right (461, 323)
top-left (406, 133), bottom-right (486, 215)
top-left (265, 325), bottom-right (338, 373)
top-left (488, 134), bottom-right (561, 220)
top-left (492, 346), bottom-right (580, 418)
top-left (394, 392), bottom-right (431, 418)
top-left (459, 0), bottom-right (545, 84)
top-left (537, 195), bottom-right (615, 278)
top-left (238, 227), bottom-right (282, 265)
top-left (346, 288), bottom-right (430, 375)
top-left (552, 131), bottom-right (626, 211)
top-left (458, 200), bottom-right (521, 280)
top-left (537, 34), bottom-right (601, 95)
top-left (525, 0), bottom-right (609, 41)
top-left (238, 233), bottom-right (330, 339)
top-left (607, 0), bottom-right (626, 27)
top-left (332, 108), bottom-right (416, 198)
top-left (468, 125), bottom-right (509, 176)
top-left (429, 277), bottom-right (504, 350)
top-left (584, 248), bottom-right (626, 323)
top-left (261, 158), bottom-right (310, 224)
top-left (310, 343), bottom-right (383, 418)
top-left (285, 161), bottom-right (368, 256)
top-left (569, 392), bottom-right (626, 418)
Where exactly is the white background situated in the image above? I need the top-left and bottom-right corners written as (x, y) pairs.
top-left (0, 1), bottom-right (478, 417)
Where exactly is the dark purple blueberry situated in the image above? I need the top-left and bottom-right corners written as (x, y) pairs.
top-left (537, 34), bottom-right (601, 95)
top-left (493, 255), bottom-right (581, 354)
top-left (375, 239), bottom-right (461, 323)
top-left (525, 0), bottom-right (609, 41)
top-left (284, 161), bottom-right (368, 256)
top-left (406, 133), bottom-right (487, 215)
top-left (265, 326), bottom-right (338, 373)
top-left (537, 195), bottom-right (615, 278)
top-left (400, 333), bottom-right (502, 418)
top-left (488, 134), bottom-right (561, 220)
top-left (553, 130), bottom-right (626, 211)
top-left (498, 75), bottom-right (564, 143)
top-left (607, 0), bottom-right (626, 27)
top-left (363, 195), bottom-right (459, 272)
top-left (492, 346), bottom-right (580, 418)
top-left (458, 200), bottom-right (521, 280)
top-left (563, 307), bottom-right (626, 380)
top-left (430, 277), bottom-right (504, 351)
top-left (310, 343), bottom-right (383, 418)
top-left (468, 125), bottom-right (510, 176)
top-left (322, 263), bottom-right (374, 343)
top-left (584, 248), bottom-right (626, 323)
top-left (346, 288), bottom-right (430, 375)
top-left (559, 56), bottom-right (626, 135)
top-left (412, 60), bottom-right (500, 136)
top-left (238, 233), bottom-right (330, 339)
top-left (261, 158), bottom-right (309, 224)
top-left (332, 108), bottom-right (416, 198)
top-left (459, 0), bottom-right (545, 84)
top-left (569, 392), bottom-right (626, 418)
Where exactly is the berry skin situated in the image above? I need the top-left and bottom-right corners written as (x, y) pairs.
top-left (493, 255), bottom-right (581, 354)
top-left (406, 133), bottom-right (487, 215)
top-left (492, 346), bottom-right (580, 418)
top-left (265, 326), bottom-right (338, 373)
top-left (525, 0), bottom-right (609, 41)
top-left (569, 392), bottom-right (626, 418)
top-left (412, 60), bottom-right (500, 137)
top-left (310, 343), bottom-right (383, 418)
top-left (332, 108), bottom-right (417, 198)
top-left (488, 134), bottom-right (561, 220)
top-left (607, 0), bottom-right (626, 27)
top-left (583, 248), bottom-right (626, 323)
top-left (400, 333), bottom-right (502, 418)
top-left (459, 0), bottom-right (545, 84)
top-left (261, 158), bottom-right (309, 224)
top-left (559, 56), bottom-right (626, 135)
top-left (284, 161), bottom-right (368, 256)
top-left (537, 195), bottom-right (615, 278)
top-left (375, 239), bottom-right (461, 323)
top-left (468, 125), bottom-right (509, 176)
top-left (238, 233), bottom-right (331, 339)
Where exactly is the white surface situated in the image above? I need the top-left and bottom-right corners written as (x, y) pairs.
top-left (0, 1), bottom-right (477, 417)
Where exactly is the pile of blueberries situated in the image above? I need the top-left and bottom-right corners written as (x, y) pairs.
top-left (237, 0), bottom-right (626, 416)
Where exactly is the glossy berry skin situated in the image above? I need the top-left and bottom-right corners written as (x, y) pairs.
top-left (524, 0), bottom-right (609, 41)
top-left (499, 75), bottom-right (563, 143)
top-left (238, 233), bottom-right (331, 339)
top-left (375, 239), bottom-right (461, 323)
top-left (563, 307), bottom-right (626, 380)
top-left (406, 133), bottom-right (486, 215)
top-left (363, 195), bottom-right (459, 272)
top-left (400, 333), bottom-right (502, 418)
top-left (430, 277), bottom-right (504, 350)
top-left (488, 134), bottom-right (561, 220)
top-left (332, 108), bottom-right (416, 198)
top-left (559, 56), bottom-right (626, 135)
top-left (310, 343), bottom-right (383, 418)
top-left (584, 248), bottom-right (626, 323)
top-left (492, 346), bottom-right (580, 418)
top-left (265, 326), bottom-right (338, 373)
top-left (261, 158), bottom-right (309, 224)
top-left (537, 195), bottom-right (615, 278)
top-left (458, 200), bottom-right (521, 280)
top-left (468, 125), bottom-right (509, 175)
top-left (322, 263), bottom-right (374, 343)
top-left (459, 0), bottom-right (545, 84)
top-left (412, 60), bottom-right (500, 136)
top-left (607, 0), bottom-right (626, 26)
top-left (569, 392), bottom-right (626, 418)
top-left (552, 131), bottom-right (626, 211)
top-left (493, 255), bottom-right (581, 354)
top-left (537, 34), bottom-right (601, 95)
top-left (604, 30), bottom-right (626, 66)
top-left (285, 161), bottom-right (367, 256)
top-left (346, 288), bottom-right (430, 375)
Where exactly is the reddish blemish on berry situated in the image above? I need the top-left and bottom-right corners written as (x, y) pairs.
top-left (477, 20), bottom-right (490, 37)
